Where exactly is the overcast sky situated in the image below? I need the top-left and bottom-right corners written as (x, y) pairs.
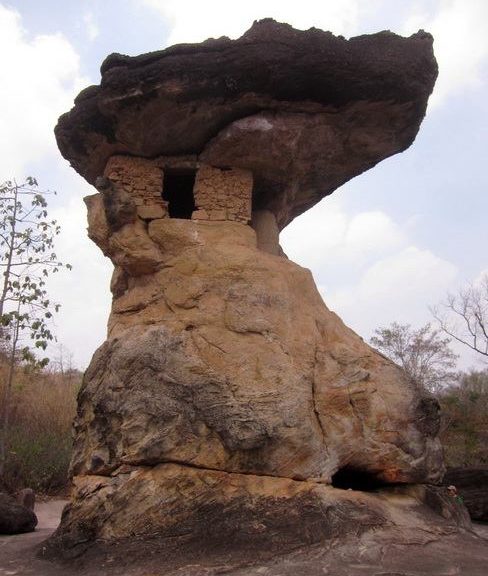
top-left (2, 0), bottom-right (487, 370)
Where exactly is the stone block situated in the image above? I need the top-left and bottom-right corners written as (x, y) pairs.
top-left (137, 204), bottom-right (166, 220)
top-left (192, 209), bottom-right (209, 220)
top-left (209, 209), bottom-right (227, 220)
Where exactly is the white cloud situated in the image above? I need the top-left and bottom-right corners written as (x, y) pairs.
top-left (142, 0), bottom-right (364, 45)
top-left (281, 196), bottom-right (458, 343)
top-left (474, 268), bottom-right (488, 286)
top-left (345, 211), bottom-right (406, 258)
top-left (83, 11), bottom-right (99, 42)
top-left (0, 4), bottom-right (87, 181)
top-left (46, 177), bottom-right (113, 369)
top-left (327, 246), bottom-right (457, 324)
top-left (403, 0), bottom-right (488, 106)
top-left (281, 196), bottom-right (405, 275)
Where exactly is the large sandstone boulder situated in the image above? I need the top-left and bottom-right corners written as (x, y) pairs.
top-left (48, 19), bottom-right (448, 558)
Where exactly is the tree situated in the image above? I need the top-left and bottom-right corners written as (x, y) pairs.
top-left (431, 273), bottom-right (488, 359)
top-left (370, 322), bottom-right (458, 393)
top-left (0, 177), bottom-right (71, 479)
top-left (50, 343), bottom-right (77, 385)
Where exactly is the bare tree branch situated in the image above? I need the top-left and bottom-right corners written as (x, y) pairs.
top-left (431, 273), bottom-right (488, 359)
top-left (370, 322), bottom-right (458, 394)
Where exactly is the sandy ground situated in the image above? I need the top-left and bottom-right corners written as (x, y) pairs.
top-left (1, 500), bottom-right (487, 576)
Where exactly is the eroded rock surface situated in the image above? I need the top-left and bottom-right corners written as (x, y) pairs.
top-left (48, 18), bottom-right (450, 560)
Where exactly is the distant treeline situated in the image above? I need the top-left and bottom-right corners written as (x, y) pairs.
top-left (438, 369), bottom-right (488, 467)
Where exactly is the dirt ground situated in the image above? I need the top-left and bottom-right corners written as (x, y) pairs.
top-left (0, 500), bottom-right (68, 576)
top-left (1, 500), bottom-right (487, 576)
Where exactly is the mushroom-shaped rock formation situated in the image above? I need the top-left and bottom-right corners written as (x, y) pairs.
top-left (48, 19), bottom-right (447, 558)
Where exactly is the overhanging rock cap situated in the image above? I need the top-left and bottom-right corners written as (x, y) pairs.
top-left (55, 18), bottom-right (437, 228)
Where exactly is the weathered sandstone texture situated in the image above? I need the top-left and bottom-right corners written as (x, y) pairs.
top-left (72, 219), bottom-right (444, 486)
top-left (49, 19), bottom-right (451, 556)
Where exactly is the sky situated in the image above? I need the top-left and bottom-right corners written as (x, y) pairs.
top-left (1, 0), bottom-right (487, 370)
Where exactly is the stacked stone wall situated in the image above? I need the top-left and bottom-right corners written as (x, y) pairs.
top-left (104, 156), bottom-right (167, 220)
top-left (103, 156), bottom-right (252, 224)
top-left (192, 164), bottom-right (252, 223)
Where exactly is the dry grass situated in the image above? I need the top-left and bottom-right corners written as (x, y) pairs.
top-left (1, 362), bottom-right (80, 494)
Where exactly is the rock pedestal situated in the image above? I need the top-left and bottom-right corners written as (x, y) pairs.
top-left (49, 19), bottom-right (447, 556)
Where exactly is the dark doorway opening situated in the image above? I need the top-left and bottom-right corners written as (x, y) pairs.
top-left (162, 169), bottom-right (196, 219)
top-left (331, 466), bottom-right (385, 492)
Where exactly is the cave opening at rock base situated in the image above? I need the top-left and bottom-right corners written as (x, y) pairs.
top-left (331, 466), bottom-right (387, 491)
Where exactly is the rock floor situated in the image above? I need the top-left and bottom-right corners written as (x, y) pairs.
top-left (1, 500), bottom-right (487, 576)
